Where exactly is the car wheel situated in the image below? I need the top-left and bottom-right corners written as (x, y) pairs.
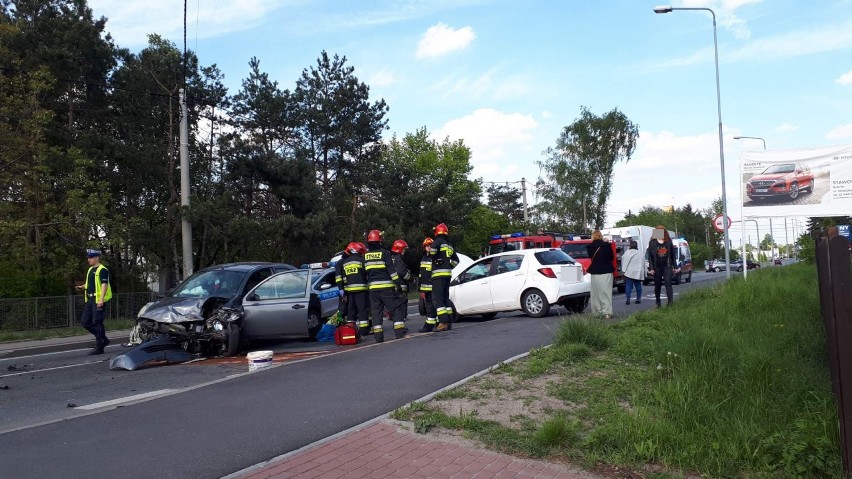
top-left (521, 289), bottom-right (550, 318)
top-left (713, 267), bottom-right (721, 273)
top-left (737, 266), bottom-right (743, 272)
top-left (226, 323), bottom-right (241, 357)
top-left (809, 179), bottom-right (815, 192)
top-left (480, 312), bottom-right (498, 320)
top-left (673, 272), bottom-right (682, 285)
top-left (308, 310), bottom-right (323, 339)
top-left (686, 271), bottom-right (692, 283)
top-left (789, 182), bottom-right (799, 199)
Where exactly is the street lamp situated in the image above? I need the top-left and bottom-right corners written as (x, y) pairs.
top-left (654, 5), bottom-right (731, 278)
top-left (733, 136), bottom-right (766, 150)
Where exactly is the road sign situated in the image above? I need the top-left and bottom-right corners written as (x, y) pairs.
top-left (712, 214), bottom-right (731, 233)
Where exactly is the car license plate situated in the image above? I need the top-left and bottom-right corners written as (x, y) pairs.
top-left (755, 188), bottom-right (768, 193)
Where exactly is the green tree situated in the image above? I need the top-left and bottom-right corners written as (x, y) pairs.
top-left (486, 184), bottom-right (525, 224)
top-left (537, 106), bottom-right (638, 231)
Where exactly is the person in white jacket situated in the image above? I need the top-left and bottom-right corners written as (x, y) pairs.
top-left (621, 240), bottom-right (645, 305)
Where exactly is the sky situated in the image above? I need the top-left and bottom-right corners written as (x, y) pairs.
top-left (87, 0), bottom-right (852, 248)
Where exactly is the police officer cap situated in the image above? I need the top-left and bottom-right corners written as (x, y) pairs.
top-left (86, 249), bottom-right (102, 258)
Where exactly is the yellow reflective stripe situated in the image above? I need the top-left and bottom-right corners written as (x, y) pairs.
top-left (371, 325), bottom-right (383, 333)
top-left (425, 318), bottom-right (437, 325)
top-left (432, 271), bottom-right (451, 278)
top-left (369, 283), bottom-right (394, 290)
top-left (357, 321), bottom-right (370, 328)
top-left (344, 286), bottom-right (368, 292)
top-left (419, 285), bottom-right (432, 291)
top-left (393, 322), bottom-right (406, 329)
top-left (365, 263), bottom-right (385, 269)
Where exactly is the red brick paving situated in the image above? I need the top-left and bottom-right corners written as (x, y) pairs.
top-left (237, 420), bottom-right (604, 479)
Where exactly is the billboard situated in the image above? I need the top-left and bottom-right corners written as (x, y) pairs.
top-left (740, 144), bottom-right (852, 217)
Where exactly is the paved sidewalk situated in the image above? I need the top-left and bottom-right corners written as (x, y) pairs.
top-left (236, 420), bottom-right (603, 479)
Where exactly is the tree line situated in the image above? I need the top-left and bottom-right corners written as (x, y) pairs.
top-left (2, 0), bottom-right (707, 298)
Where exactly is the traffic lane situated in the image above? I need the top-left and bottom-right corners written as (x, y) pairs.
top-left (0, 314), bottom-right (566, 479)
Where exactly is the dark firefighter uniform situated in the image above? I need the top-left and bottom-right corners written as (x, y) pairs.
top-left (430, 224), bottom-right (458, 331)
top-left (337, 243), bottom-right (370, 336)
top-left (365, 231), bottom-right (406, 342)
top-left (418, 238), bottom-right (438, 332)
top-left (390, 240), bottom-right (411, 323)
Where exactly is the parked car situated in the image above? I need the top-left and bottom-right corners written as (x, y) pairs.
top-left (732, 259), bottom-right (760, 272)
top-left (130, 262), bottom-right (340, 357)
top-left (746, 163), bottom-right (814, 201)
top-left (707, 259), bottom-right (728, 272)
top-left (774, 257), bottom-right (783, 265)
top-left (448, 248), bottom-right (590, 319)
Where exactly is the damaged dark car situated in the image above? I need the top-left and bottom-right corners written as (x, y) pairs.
top-left (113, 262), bottom-right (345, 370)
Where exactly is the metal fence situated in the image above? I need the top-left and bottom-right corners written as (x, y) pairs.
top-left (0, 292), bottom-right (157, 331)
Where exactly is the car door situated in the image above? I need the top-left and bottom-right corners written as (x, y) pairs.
top-left (449, 258), bottom-right (495, 314)
top-left (242, 270), bottom-right (311, 338)
top-left (313, 269), bottom-right (340, 318)
top-left (489, 254), bottom-right (528, 310)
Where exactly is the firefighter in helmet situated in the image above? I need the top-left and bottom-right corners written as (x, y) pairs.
top-left (365, 230), bottom-right (406, 342)
top-left (337, 242), bottom-right (370, 335)
top-left (390, 239), bottom-right (411, 322)
top-left (430, 223), bottom-right (458, 331)
top-left (418, 237), bottom-right (438, 332)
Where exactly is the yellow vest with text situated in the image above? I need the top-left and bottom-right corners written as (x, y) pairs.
top-left (84, 264), bottom-right (113, 303)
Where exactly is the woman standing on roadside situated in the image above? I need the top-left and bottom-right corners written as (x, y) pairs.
top-left (586, 230), bottom-right (615, 319)
top-left (621, 240), bottom-right (644, 305)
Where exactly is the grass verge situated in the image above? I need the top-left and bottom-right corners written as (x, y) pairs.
top-left (393, 263), bottom-right (841, 478)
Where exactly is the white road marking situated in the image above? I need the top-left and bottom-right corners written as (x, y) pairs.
top-left (0, 359), bottom-right (107, 378)
top-left (0, 345), bottom-right (119, 362)
top-left (75, 389), bottom-right (177, 410)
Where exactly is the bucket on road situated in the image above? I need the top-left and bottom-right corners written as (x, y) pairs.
top-left (246, 350), bottom-right (273, 372)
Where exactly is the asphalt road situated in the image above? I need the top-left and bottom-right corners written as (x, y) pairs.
top-left (0, 272), bottom-right (727, 479)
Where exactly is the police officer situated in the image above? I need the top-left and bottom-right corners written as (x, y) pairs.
top-left (390, 239), bottom-right (412, 322)
top-left (337, 242), bottom-right (371, 336)
top-left (430, 223), bottom-right (458, 331)
top-left (365, 230), bottom-right (406, 342)
top-left (75, 249), bottom-right (112, 355)
top-left (418, 237), bottom-right (438, 333)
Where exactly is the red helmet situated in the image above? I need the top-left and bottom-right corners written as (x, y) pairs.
top-left (367, 229), bottom-right (383, 242)
top-left (434, 223), bottom-right (448, 236)
top-left (354, 242), bottom-right (367, 255)
top-left (391, 239), bottom-right (409, 254)
top-left (422, 237), bottom-right (434, 248)
top-left (346, 242), bottom-right (359, 254)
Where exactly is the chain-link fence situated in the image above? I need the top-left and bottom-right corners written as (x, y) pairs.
top-left (0, 292), bottom-right (157, 331)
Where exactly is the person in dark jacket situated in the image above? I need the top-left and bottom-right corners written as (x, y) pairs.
top-left (337, 242), bottom-right (370, 336)
top-left (418, 237), bottom-right (437, 332)
top-left (365, 230), bottom-right (406, 342)
top-left (586, 230), bottom-right (615, 319)
top-left (430, 223), bottom-right (458, 331)
top-left (390, 239), bottom-right (412, 322)
top-left (647, 225), bottom-right (680, 307)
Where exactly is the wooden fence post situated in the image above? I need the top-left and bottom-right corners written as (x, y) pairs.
top-left (816, 227), bottom-right (852, 475)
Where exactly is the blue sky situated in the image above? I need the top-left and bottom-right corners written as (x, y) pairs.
top-left (88, 0), bottom-right (852, 247)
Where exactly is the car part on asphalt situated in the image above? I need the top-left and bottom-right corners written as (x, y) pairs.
top-left (109, 335), bottom-right (197, 371)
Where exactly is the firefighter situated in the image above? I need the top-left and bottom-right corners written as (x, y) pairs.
top-left (337, 242), bottom-right (370, 336)
top-left (430, 223), bottom-right (458, 331)
top-left (418, 237), bottom-right (438, 333)
top-left (390, 239), bottom-right (412, 322)
top-left (334, 245), bottom-right (351, 321)
top-left (365, 230), bottom-right (406, 342)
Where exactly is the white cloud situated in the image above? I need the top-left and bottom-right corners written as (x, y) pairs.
top-left (90, 0), bottom-right (284, 48)
top-left (837, 69), bottom-right (852, 85)
top-left (416, 23), bottom-right (475, 59)
top-left (368, 68), bottom-right (397, 87)
top-left (427, 69), bottom-right (530, 102)
top-left (678, 0), bottom-right (762, 39)
top-left (826, 124), bottom-right (852, 139)
top-left (432, 109), bottom-right (538, 164)
top-left (775, 123), bottom-right (798, 133)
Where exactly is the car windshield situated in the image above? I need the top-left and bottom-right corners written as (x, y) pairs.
top-left (559, 243), bottom-right (589, 259)
top-left (761, 164), bottom-right (795, 174)
top-left (535, 249), bottom-right (576, 265)
top-left (172, 270), bottom-right (245, 299)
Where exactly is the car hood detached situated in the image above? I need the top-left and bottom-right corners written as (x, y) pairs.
top-left (139, 296), bottom-right (229, 323)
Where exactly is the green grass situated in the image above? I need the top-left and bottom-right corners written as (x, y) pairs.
top-left (399, 264), bottom-right (842, 478)
top-left (0, 319), bottom-right (136, 342)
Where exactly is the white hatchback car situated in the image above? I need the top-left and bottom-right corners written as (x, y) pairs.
top-left (449, 248), bottom-right (590, 319)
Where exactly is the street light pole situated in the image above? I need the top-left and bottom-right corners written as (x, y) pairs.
top-left (733, 136), bottom-right (766, 150)
top-left (655, 5), bottom-right (731, 278)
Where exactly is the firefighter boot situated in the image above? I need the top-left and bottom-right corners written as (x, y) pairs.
top-left (436, 322), bottom-right (449, 332)
top-left (393, 321), bottom-right (408, 339)
top-left (357, 321), bottom-right (371, 338)
top-left (418, 318), bottom-right (436, 333)
top-left (372, 325), bottom-right (384, 343)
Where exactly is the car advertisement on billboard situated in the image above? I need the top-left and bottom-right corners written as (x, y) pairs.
top-left (740, 144), bottom-right (852, 217)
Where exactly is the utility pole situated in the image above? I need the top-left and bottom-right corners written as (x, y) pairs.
top-left (583, 198), bottom-right (588, 233)
top-left (179, 88), bottom-right (193, 279)
top-left (784, 217), bottom-right (790, 257)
